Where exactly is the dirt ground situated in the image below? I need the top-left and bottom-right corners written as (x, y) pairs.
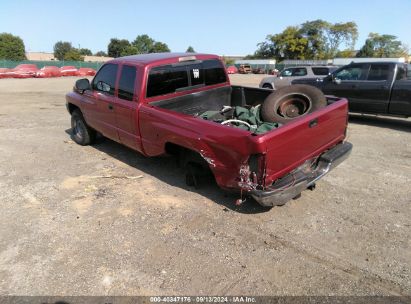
top-left (0, 74), bottom-right (410, 296)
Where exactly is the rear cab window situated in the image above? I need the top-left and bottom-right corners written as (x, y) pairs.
top-left (146, 59), bottom-right (227, 98)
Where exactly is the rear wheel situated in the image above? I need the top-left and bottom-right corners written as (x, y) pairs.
top-left (71, 109), bottom-right (96, 145)
top-left (262, 83), bottom-right (273, 89)
top-left (261, 85), bottom-right (326, 124)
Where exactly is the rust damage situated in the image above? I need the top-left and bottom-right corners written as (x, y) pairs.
top-left (199, 149), bottom-right (216, 168)
top-left (238, 164), bottom-right (259, 191)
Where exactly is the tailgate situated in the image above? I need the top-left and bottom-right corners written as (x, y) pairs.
top-left (261, 98), bottom-right (348, 185)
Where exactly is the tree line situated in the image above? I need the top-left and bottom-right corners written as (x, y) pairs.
top-left (0, 23), bottom-right (408, 61)
top-left (0, 33), bottom-right (196, 61)
top-left (247, 19), bottom-right (408, 60)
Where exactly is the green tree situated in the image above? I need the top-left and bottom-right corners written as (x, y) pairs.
top-left (108, 35), bottom-right (170, 57)
top-left (151, 41), bottom-right (170, 53)
top-left (54, 41), bottom-right (73, 60)
top-left (357, 33), bottom-right (407, 58)
top-left (250, 40), bottom-right (276, 59)
top-left (64, 49), bottom-right (84, 61)
top-left (120, 45), bottom-right (139, 56)
top-left (186, 46), bottom-right (195, 53)
top-left (94, 51), bottom-right (107, 56)
top-left (326, 22), bottom-right (358, 58)
top-left (253, 27), bottom-right (307, 60)
top-left (108, 38), bottom-right (130, 58)
top-left (253, 20), bottom-right (358, 60)
top-left (79, 48), bottom-right (92, 56)
top-left (132, 34), bottom-right (155, 53)
top-left (336, 49), bottom-right (357, 58)
top-left (221, 57), bottom-right (235, 65)
top-left (299, 20), bottom-right (329, 59)
top-left (356, 39), bottom-right (375, 57)
top-left (131, 34), bottom-right (170, 53)
top-left (0, 33), bottom-right (26, 60)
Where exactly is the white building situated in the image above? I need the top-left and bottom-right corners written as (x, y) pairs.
top-left (333, 57), bottom-right (406, 66)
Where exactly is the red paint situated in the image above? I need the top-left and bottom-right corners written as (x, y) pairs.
top-left (78, 67), bottom-right (96, 76)
top-left (11, 64), bottom-right (38, 78)
top-left (0, 68), bottom-right (12, 79)
top-left (66, 53), bottom-right (349, 193)
top-left (36, 66), bottom-right (61, 78)
top-left (60, 66), bottom-right (79, 77)
top-left (226, 66), bottom-right (238, 74)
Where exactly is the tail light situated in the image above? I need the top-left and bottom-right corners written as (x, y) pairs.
top-left (248, 154), bottom-right (266, 187)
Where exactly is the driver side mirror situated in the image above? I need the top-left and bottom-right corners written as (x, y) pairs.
top-left (75, 78), bottom-right (91, 93)
top-left (329, 74), bottom-right (341, 85)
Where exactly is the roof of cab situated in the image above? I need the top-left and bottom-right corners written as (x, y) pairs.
top-left (108, 52), bottom-right (219, 65)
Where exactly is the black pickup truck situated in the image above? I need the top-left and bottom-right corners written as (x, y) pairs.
top-left (292, 62), bottom-right (411, 117)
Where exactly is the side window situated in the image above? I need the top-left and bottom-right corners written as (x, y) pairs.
top-left (396, 66), bottom-right (406, 80)
top-left (118, 65), bottom-right (137, 101)
top-left (92, 63), bottom-right (118, 95)
top-left (203, 59), bottom-right (227, 85)
top-left (147, 65), bottom-right (189, 98)
top-left (367, 64), bottom-right (390, 81)
top-left (312, 67), bottom-right (330, 76)
top-left (293, 68), bottom-right (307, 76)
top-left (335, 65), bottom-right (366, 81)
top-left (280, 69), bottom-right (293, 77)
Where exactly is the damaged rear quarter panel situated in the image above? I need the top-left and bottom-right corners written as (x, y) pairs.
top-left (138, 104), bottom-right (266, 189)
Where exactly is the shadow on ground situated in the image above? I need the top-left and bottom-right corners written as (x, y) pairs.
top-left (65, 130), bottom-right (271, 214)
top-left (349, 114), bottom-right (411, 132)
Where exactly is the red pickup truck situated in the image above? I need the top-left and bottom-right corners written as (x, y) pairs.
top-left (66, 53), bottom-right (352, 207)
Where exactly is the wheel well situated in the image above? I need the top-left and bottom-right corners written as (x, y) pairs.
top-left (164, 142), bottom-right (182, 157)
top-left (262, 83), bottom-right (273, 89)
top-left (164, 142), bottom-right (209, 168)
top-left (67, 103), bottom-right (80, 114)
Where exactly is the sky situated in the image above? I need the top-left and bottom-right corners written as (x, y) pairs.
top-left (1, 0), bottom-right (410, 56)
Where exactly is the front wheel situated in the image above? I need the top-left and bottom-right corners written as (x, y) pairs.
top-left (71, 109), bottom-right (96, 145)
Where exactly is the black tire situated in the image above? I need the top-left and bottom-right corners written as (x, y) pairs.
top-left (261, 84), bottom-right (326, 124)
top-left (262, 83), bottom-right (273, 89)
top-left (71, 109), bottom-right (96, 145)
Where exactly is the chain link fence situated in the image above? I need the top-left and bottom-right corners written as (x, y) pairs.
top-left (0, 60), bottom-right (104, 70)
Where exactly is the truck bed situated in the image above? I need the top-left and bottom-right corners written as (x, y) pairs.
top-left (140, 85), bottom-right (348, 189)
top-left (149, 85), bottom-right (271, 116)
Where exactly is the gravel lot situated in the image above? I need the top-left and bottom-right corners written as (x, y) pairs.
top-left (0, 75), bottom-right (410, 296)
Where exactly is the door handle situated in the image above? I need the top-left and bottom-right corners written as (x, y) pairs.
top-left (108, 104), bottom-right (114, 110)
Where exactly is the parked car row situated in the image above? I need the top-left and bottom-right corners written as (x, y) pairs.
top-left (226, 65), bottom-right (272, 75)
top-left (0, 64), bottom-right (96, 79)
top-left (259, 62), bottom-right (411, 118)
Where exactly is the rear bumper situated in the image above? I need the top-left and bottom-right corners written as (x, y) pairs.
top-left (249, 142), bottom-right (352, 207)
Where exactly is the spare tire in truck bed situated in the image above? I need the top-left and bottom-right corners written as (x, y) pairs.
top-left (261, 84), bottom-right (327, 124)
